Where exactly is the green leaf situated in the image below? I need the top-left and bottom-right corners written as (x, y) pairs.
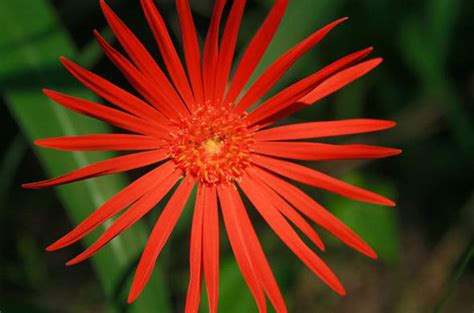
top-left (0, 1), bottom-right (170, 312)
top-left (428, 0), bottom-right (462, 64)
top-left (0, 135), bottom-right (27, 214)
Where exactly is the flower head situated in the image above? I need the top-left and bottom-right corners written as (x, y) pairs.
top-left (25, 0), bottom-right (400, 311)
top-left (169, 106), bottom-right (255, 184)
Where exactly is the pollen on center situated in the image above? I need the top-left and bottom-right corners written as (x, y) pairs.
top-left (203, 138), bottom-right (223, 156)
top-left (168, 107), bottom-right (254, 184)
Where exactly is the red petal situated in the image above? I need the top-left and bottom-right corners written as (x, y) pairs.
top-left (184, 185), bottom-right (205, 313)
top-left (251, 167), bottom-right (377, 259)
top-left (214, 0), bottom-right (246, 104)
top-left (43, 89), bottom-right (167, 138)
top-left (224, 0), bottom-right (288, 107)
top-left (23, 149), bottom-right (169, 189)
top-left (202, 186), bottom-right (219, 313)
top-left (233, 18), bottom-right (347, 114)
top-left (46, 162), bottom-right (177, 251)
top-left (239, 175), bottom-right (346, 295)
top-left (301, 58), bottom-right (383, 105)
top-left (176, 0), bottom-right (204, 104)
top-left (35, 134), bottom-right (164, 151)
top-left (94, 31), bottom-right (188, 119)
top-left (252, 154), bottom-right (395, 206)
top-left (250, 174), bottom-right (325, 250)
top-left (128, 176), bottom-right (195, 303)
top-left (202, 0), bottom-right (227, 103)
top-left (228, 184), bottom-right (288, 312)
top-left (253, 142), bottom-right (401, 161)
top-left (254, 119), bottom-right (396, 141)
top-left (140, 0), bottom-right (196, 109)
top-left (61, 58), bottom-right (167, 123)
top-left (66, 168), bottom-right (182, 266)
top-left (217, 185), bottom-right (267, 313)
top-left (247, 47), bottom-right (373, 126)
top-left (100, 0), bottom-right (184, 109)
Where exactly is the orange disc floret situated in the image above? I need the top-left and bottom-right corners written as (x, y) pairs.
top-left (169, 106), bottom-right (254, 184)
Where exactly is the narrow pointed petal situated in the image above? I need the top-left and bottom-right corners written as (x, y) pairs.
top-left (251, 167), bottom-right (377, 258)
top-left (94, 31), bottom-right (188, 118)
top-left (46, 162), bottom-right (177, 251)
top-left (23, 149), bottom-right (169, 189)
top-left (61, 57), bottom-right (167, 123)
top-left (247, 47), bottom-right (373, 125)
top-left (224, 0), bottom-right (288, 106)
top-left (301, 58), bottom-right (383, 105)
top-left (227, 185), bottom-right (288, 312)
top-left (251, 175), bottom-right (325, 250)
top-left (35, 134), bottom-right (164, 151)
top-left (100, 0), bottom-right (184, 108)
top-left (141, 0), bottom-right (196, 108)
top-left (252, 154), bottom-right (395, 206)
top-left (239, 176), bottom-right (346, 295)
top-left (233, 18), bottom-right (347, 114)
top-left (218, 185), bottom-right (267, 313)
top-left (214, 0), bottom-right (246, 104)
top-left (202, 0), bottom-right (226, 103)
top-left (66, 169), bottom-right (182, 266)
top-left (254, 119), bottom-right (396, 141)
top-left (128, 176), bottom-right (195, 303)
top-left (184, 185), bottom-right (205, 313)
top-left (253, 142), bottom-right (401, 161)
top-left (43, 89), bottom-right (168, 138)
top-left (176, 0), bottom-right (204, 103)
top-left (202, 186), bottom-right (219, 313)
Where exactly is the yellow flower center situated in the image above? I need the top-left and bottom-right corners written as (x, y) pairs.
top-left (202, 138), bottom-right (224, 156)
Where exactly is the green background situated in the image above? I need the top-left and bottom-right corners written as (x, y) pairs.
top-left (0, 0), bottom-right (472, 312)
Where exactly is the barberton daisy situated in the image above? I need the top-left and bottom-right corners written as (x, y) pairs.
top-left (24, 0), bottom-right (401, 311)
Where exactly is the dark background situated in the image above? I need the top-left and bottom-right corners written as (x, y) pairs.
top-left (0, 0), bottom-right (473, 312)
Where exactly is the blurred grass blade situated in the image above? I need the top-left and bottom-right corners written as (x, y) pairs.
top-left (432, 243), bottom-right (473, 313)
top-left (0, 135), bottom-right (27, 214)
top-left (0, 1), bottom-right (171, 312)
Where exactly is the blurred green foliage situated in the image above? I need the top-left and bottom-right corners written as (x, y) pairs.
top-left (0, 1), bottom-right (170, 312)
top-left (1, 0), bottom-right (472, 312)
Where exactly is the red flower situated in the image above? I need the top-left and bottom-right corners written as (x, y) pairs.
top-left (25, 0), bottom-right (401, 311)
